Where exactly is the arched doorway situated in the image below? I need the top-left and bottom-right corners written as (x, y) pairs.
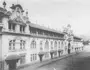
top-left (5, 55), bottom-right (21, 70)
top-left (44, 40), bottom-right (49, 59)
top-left (39, 41), bottom-right (44, 62)
top-left (54, 41), bottom-right (57, 57)
top-left (45, 40), bottom-right (49, 50)
top-left (50, 41), bottom-right (54, 59)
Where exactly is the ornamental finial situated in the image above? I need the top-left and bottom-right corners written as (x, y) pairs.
top-left (3, 1), bottom-right (6, 8)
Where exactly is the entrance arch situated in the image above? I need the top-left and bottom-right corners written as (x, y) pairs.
top-left (5, 54), bottom-right (21, 70)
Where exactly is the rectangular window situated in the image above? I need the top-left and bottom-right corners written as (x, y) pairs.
top-left (12, 24), bottom-right (16, 31)
top-left (31, 54), bottom-right (32, 61)
top-left (20, 40), bottom-right (25, 50)
top-left (20, 42), bottom-right (22, 49)
top-left (33, 54), bottom-right (34, 60)
top-left (9, 42), bottom-right (12, 50)
top-left (20, 25), bottom-right (22, 32)
top-left (13, 40), bottom-right (15, 50)
top-left (8, 23), bottom-right (16, 32)
top-left (30, 54), bottom-right (37, 61)
top-left (35, 54), bottom-right (37, 60)
top-left (23, 41), bottom-right (25, 49)
top-left (9, 40), bottom-right (16, 51)
top-left (23, 26), bottom-right (25, 32)
top-left (8, 23), bottom-right (12, 30)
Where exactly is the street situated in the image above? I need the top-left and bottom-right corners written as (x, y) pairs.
top-left (0, 1), bottom-right (89, 70)
top-left (19, 51), bottom-right (90, 70)
top-left (36, 52), bottom-right (90, 70)
top-left (18, 45), bottom-right (90, 70)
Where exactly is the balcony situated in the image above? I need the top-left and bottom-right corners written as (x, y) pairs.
top-left (30, 33), bottom-right (64, 40)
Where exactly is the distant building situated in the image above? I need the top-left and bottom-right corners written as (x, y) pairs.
top-left (0, 1), bottom-right (83, 70)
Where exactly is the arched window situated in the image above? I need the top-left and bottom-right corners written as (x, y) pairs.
top-left (20, 40), bottom-right (26, 49)
top-left (51, 41), bottom-right (53, 50)
top-left (58, 42), bottom-right (60, 48)
top-left (40, 41), bottom-right (43, 51)
top-left (23, 41), bottom-right (25, 48)
top-left (9, 39), bottom-right (26, 51)
top-left (61, 41), bottom-right (63, 47)
top-left (31, 40), bottom-right (36, 49)
top-left (9, 40), bottom-right (15, 50)
top-left (9, 40), bottom-right (12, 50)
top-left (65, 41), bottom-right (67, 46)
top-left (45, 40), bottom-right (49, 50)
top-left (54, 41), bottom-right (57, 49)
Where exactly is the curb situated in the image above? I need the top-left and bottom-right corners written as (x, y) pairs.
top-left (37, 53), bottom-right (76, 68)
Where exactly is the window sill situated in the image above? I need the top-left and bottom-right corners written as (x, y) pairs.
top-left (30, 48), bottom-right (37, 49)
top-left (20, 32), bottom-right (26, 33)
top-left (9, 30), bottom-right (16, 32)
top-left (8, 49), bottom-right (17, 52)
top-left (18, 49), bottom-right (26, 51)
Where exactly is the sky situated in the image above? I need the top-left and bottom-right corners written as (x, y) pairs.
top-left (0, 0), bottom-right (90, 37)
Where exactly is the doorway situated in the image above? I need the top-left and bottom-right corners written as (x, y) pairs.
top-left (68, 42), bottom-right (71, 54)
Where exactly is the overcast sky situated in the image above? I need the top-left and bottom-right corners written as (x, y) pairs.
top-left (0, 0), bottom-right (90, 36)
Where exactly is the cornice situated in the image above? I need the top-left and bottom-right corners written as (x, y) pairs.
top-left (1, 31), bottom-right (64, 40)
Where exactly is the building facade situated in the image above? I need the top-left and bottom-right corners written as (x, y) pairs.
top-left (0, 2), bottom-right (83, 70)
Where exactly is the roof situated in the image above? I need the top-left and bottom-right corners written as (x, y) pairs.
top-left (8, 19), bottom-right (26, 26)
top-left (0, 7), bottom-right (7, 12)
top-left (30, 23), bottom-right (64, 35)
top-left (5, 54), bottom-right (21, 61)
top-left (0, 5), bottom-right (64, 36)
top-left (74, 36), bottom-right (82, 41)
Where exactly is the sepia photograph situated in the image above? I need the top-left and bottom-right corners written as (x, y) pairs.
top-left (0, 0), bottom-right (90, 70)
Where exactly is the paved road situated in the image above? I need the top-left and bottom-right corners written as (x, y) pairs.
top-left (20, 52), bottom-right (90, 70)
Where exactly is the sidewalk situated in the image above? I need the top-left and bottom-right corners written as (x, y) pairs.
top-left (18, 52), bottom-right (78, 70)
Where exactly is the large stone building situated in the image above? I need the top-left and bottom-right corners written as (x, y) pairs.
top-left (0, 2), bottom-right (83, 70)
